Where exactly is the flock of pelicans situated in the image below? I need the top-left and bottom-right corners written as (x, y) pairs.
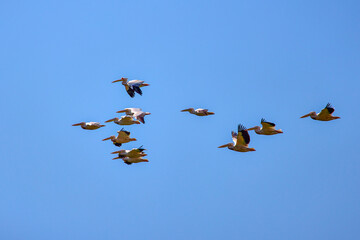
top-left (73, 78), bottom-right (341, 165)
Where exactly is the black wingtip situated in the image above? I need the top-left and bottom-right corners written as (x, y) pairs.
top-left (238, 124), bottom-right (247, 132)
top-left (261, 118), bottom-right (265, 123)
top-left (133, 86), bottom-right (143, 95)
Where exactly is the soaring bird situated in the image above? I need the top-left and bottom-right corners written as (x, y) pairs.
top-left (218, 124), bottom-right (256, 152)
top-left (121, 157), bottom-right (149, 165)
top-left (112, 77), bottom-right (149, 98)
top-left (102, 129), bottom-right (137, 147)
top-left (247, 118), bottom-right (283, 135)
top-left (181, 108), bottom-right (215, 116)
top-left (300, 103), bottom-right (340, 121)
top-left (72, 122), bottom-right (105, 130)
top-left (105, 115), bottom-right (141, 125)
top-left (116, 108), bottom-right (151, 124)
top-left (111, 146), bottom-right (147, 160)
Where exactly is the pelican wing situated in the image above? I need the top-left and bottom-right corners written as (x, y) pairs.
top-left (117, 129), bottom-right (131, 139)
top-left (235, 124), bottom-right (250, 147)
top-left (126, 86), bottom-right (135, 98)
top-left (128, 80), bottom-right (145, 86)
top-left (318, 103), bottom-right (335, 117)
top-left (260, 118), bottom-right (276, 129)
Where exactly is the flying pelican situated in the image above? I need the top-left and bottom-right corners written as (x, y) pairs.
top-left (112, 77), bottom-right (149, 98)
top-left (116, 108), bottom-right (151, 124)
top-left (102, 128), bottom-right (137, 147)
top-left (181, 108), bottom-right (215, 116)
top-left (218, 124), bottom-right (256, 152)
top-left (247, 118), bottom-right (283, 135)
top-left (72, 122), bottom-right (105, 130)
top-left (111, 146), bottom-right (147, 160)
top-left (105, 115), bottom-right (140, 125)
top-left (300, 103), bottom-right (340, 121)
top-left (121, 157), bottom-right (149, 165)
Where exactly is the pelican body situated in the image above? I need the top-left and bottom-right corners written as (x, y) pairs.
top-left (218, 124), bottom-right (256, 152)
top-left (72, 122), bottom-right (105, 130)
top-left (112, 77), bottom-right (149, 98)
top-left (102, 129), bottom-right (137, 147)
top-left (117, 108), bottom-right (151, 124)
top-left (122, 157), bottom-right (149, 165)
top-left (111, 146), bottom-right (147, 160)
top-left (300, 103), bottom-right (340, 121)
top-left (105, 115), bottom-right (140, 125)
top-left (181, 108), bottom-right (215, 116)
top-left (248, 118), bottom-right (283, 135)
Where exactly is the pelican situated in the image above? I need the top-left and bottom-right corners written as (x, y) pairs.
top-left (102, 128), bottom-right (137, 147)
top-left (112, 77), bottom-right (149, 98)
top-left (72, 122), bottom-right (105, 130)
top-left (218, 124), bottom-right (256, 152)
top-left (116, 108), bottom-right (151, 124)
top-left (247, 118), bottom-right (283, 135)
top-left (181, 108), bottom-right (215, 116)
top-left (300, 103), bottom-right (340, 121)
top-left (111, 146), bottom-right (147, 160)
top-left (105, 115), bottom-right (140, 125)
top-left (121, 157), bottom-right (149, 165)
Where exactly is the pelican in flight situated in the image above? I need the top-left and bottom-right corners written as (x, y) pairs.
top-left (72, 122), bottom-right (105, 130)
top-left (218, 124), bottom-right (256, 152)
top-left (111, 146), bottom-right (147, 160)
top-left (112, 77), bottom-right (149, 98)
top-left (181, 108), bottom-right (215, 116)
top-left (247, 118), bottom-right (283, 135)
top-left (300, 103), bottom-right (340, 121)
top-left (102, 129), bottom-right (137, 147)
top-left (121, 157), bottom-right (149, 165)
top-left (105, 115), bottom-right (140, 125)
top-left (116, 108), bottom-right (151, 124)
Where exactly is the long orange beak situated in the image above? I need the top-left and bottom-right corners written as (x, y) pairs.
top-left (102, 137), bottom-right (112, 141)
top-left (72, 123), bottom-right (82, 126)
top-left (105, 118), bottom-right (116, 123)
top-left (141, 83), bottom-right (150, 87)
top-left (300, 113), bottom-right (311, 118)
top-left (247, 127), bottom-right (256, 131)
top-left (116, 110), bottom-right (127, 113)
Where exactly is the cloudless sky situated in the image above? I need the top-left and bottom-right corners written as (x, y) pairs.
top-left (1, 0), bottom-right (360, 239)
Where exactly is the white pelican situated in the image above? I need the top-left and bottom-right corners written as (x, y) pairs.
top-left (116, 108), bottom-right (151, 124)
top-left (247, 118), bottom-right (283, 135)
top-left (112, 77), bottom-right (149, 98)
top-left (72, 122), bottom-right (105, 130)
top-left (181, 108), bottom-right (215, 116)
top-left (105, 115), bottom-right (140, 125)
top-left (102, 128), bottom-right (137, 147)
top-left (111, 146), bottom-right (147, 160)
top-left (218, 124), bottom-right (256, 152)
top-left (300, 103), bottom-right (340, 121)
top-left (121, 157), bottom-right (149, 165)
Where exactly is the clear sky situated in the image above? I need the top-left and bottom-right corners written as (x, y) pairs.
top-left (1, 0), bottom-right (360, 239)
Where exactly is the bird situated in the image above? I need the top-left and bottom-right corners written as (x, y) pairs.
top-left (218, 124), bottom-right (256, 152)
top-left (102, 129), bottom-right (137, 147)
top-left (121, 157), bottom-right (149, 165)
top-left (300, 103), bottom-right (340, 121)
top-left (72, 122), bottom-right (105, 130)
top-left (247, 118), bottom-right (283, 135)
top-left (111, 146), bottom-right (147, 160)
top-left (181, 108), bottom-right (215, 116)
top-left (112, 77), bottom-right (149, 98)
top-left (116, 108), bottom-right (151, 124)
top-left (105, 115), bottom-right (141, 125)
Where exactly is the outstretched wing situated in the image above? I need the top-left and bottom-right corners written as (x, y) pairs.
top-left (132, 85), bottom-right (142, 95)
top-left (261, 118), bottom-right (276, 129)
top-left (236, 124), bottom-right (250, 147)
top-left (318, 103), bottom-right (334, 117)
top-left (117, 129), bottom-right (131, 139)
top-left (126, 85), bottom-right (135, 98)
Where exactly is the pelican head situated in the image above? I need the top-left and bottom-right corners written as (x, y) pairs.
top-left (300, 111), bottom-right (317, 118)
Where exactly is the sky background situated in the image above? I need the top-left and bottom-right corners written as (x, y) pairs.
top-left (1, 0), bottom-right (360, 239)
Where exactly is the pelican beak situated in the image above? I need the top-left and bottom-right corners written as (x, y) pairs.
top-left (112, 157), bottom-right (120, 160)
top-left (300, 113), bottom-right (311, 118)
top-left (142, 159), bottom-right (149, 162)
top-left (111, 151), bottom-right (120, 154)
top-left (208, 112), bottom-right (215, 115)
top-left (116, 110), bottom-right (126, 113)
top-left (112, 79), bottom-right (122, 83)
top-left (105, 118), bottom-right (115, 123)
top-left (181, 109), bottom-right (189, 112)
top-left (334, 116), bottom-right (341, 119)
top-left (141, 83), bottom-right (150, 86)
top-left (247, 127), bottom-right (256, 131)
top-left (102, 137), bottom-right (112, 141)
top-left (218, 144), bottom-right (229, 148)
top-left (249, 148), bottom-right (256, 151)
top-left (72, 123), bottom-right (82, 126)
top-left (100, 125), bottom-right (106, 127)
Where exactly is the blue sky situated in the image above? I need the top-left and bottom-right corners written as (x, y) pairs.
top-left (1, 0), bottom-right (360, 239)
